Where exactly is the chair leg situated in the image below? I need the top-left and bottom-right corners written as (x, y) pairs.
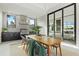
top-left (21, 40), bottom-right (24, 45)
top-left (56, 47), bottom-right (57, 56)
top-left (59, 45), bottom-right (62, 56)
top-left (22, 43), bottom-right (26, 50)
top-left (24, 45), bottom-right (27, 53)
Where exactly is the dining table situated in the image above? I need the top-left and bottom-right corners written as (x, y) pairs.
top-left (26, 35), bottom-right (62, 56)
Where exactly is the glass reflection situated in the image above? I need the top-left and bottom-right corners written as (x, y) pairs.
top-left (63, 15), bottom-right (74, 41)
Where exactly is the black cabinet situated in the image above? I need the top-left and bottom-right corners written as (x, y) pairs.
top-left (2, 32), bottom-right (21, 42)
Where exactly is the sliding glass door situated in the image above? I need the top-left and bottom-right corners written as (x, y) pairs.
top-left (47, 3), bottom-right (76, 44)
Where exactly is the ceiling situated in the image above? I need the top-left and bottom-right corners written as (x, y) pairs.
top-left (0, 3), bottom-right (70, 19)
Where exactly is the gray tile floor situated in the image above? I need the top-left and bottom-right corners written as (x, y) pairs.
top-left (63, 40), bottom-right (76, 45)
top-left (0, 40), bottom-right (26, 56)
top-left (0, 40), bottom-right (79, 56)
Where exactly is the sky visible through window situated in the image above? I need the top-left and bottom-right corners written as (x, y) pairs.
top-left (29, 19), bottom-right (34, 25)
top-left (7, 15), bottom-right (16, 25)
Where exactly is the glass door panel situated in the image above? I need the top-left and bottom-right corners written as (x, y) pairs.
top-left (63, 15), bottom-right (75, 41)
top-left (63, 5), bottom-right (75, 44)
top-left (49, 14), bottom-right (54, 37)
top-left (55, 10), bottom-right (62, 38)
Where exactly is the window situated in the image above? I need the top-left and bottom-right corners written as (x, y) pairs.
top-left (29, 19), bottom-right (35, 25)
top-left (7, 15), bottom-right (16, 28)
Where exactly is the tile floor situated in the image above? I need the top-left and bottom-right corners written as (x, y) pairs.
top-left (0, 40), bottom-right (26, 56)
top-left (0, 40), bottom-right (79, 56)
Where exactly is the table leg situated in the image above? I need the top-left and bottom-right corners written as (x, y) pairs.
top-left (59, 45), bottom-right (62, 56)
top-left (56, 47), bottom-right (57, 56)
top-left (47, 46), bottom-right (52, 56)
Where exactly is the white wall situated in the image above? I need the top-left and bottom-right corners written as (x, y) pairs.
top-left (37, 15), bottom-right (47, 36)
top-left (0, 11), bottom-right (2, 43)
top-left (2, 12), bottom-right (35, 34)
top-left (76, 3), bottom-right (79, 47)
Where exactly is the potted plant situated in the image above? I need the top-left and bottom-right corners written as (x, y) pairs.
top-left (2, 27), bottom-right (8, 32)
top-left (32, 26), bottom-right (42, 35)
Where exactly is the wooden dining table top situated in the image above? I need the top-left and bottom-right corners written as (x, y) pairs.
top-left (26, 35), bottom-right (62, 56)
top-left (27, 35), bottom-right (62, 46)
